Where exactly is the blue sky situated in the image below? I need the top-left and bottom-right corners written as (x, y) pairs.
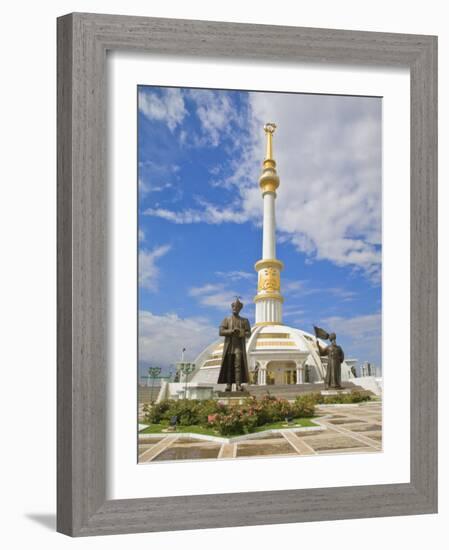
top-left (138, 86), bottom-right (382, 379)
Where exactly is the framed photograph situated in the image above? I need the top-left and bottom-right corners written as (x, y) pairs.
top-left (57, 13), bottom-right (437, 536)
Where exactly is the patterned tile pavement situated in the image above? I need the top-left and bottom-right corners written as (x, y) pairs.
top-left (138, 401), bottom-right (382, 463)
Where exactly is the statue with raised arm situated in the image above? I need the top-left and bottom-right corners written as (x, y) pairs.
top-left (314, 326), bottom-right (345, 390)
top-left (218, 298), bottom-right (251, 391)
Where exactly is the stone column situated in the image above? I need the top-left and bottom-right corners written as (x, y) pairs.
top-left (296, 361), bottom-right (304, 384)
top-left (258, 361), bottom-right (268, 385)
top-left (262, 191), bottom-right (276, 259)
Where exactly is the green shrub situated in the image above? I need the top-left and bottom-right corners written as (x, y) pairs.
top-left (213, 395), bottom-right (292, 435)
top-left (291, 390), bottom-right (371, 407)
top-left (213, 408), bottom-right (258, 436)
top-left (196, 400), bottom-right (227, 424)
top-left (293, 394), bottom-right (316, 417)
top-left (145, 401), bottom-right (170, 423)
top-left (322, 390), bottom-right (371, 404)
top-left (242, 395), bottom-right (306, 426)
top-left (160, 400), bottom-right (201, 425)
top-left (213, 411), bottom-right (243, 436)
top-left (346, 390), bottom-right (371, 403)
top-left (264, 397), bottom-right (292, 422)
top-left (145, 399), bottom-right (230, 426)
top-left (308, 392), bottom-right (326, 404)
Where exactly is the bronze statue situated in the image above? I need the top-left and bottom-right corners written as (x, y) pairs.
top-left (314, 326), bottom-right (345, 390)
top-left (218, 298), bottom-right (251, 391)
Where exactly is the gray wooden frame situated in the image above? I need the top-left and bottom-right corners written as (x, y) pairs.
top-left (57, 12), bottom-right (438, 537)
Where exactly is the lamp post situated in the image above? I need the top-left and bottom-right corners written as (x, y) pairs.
top-left (177, 362), bottom-right (195, 399)
top-left (147, 367), bottom-right (161, 402)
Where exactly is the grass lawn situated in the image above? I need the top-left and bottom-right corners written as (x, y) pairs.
top-left (253, 417), bottom-right (317, 432)
top-left (140, 417), bottom-right (318, 436)
top-left (140, 422), bottom-right (220, 436)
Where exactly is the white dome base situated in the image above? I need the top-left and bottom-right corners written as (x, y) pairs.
top-left (189, 323), bottom-right (356, 387)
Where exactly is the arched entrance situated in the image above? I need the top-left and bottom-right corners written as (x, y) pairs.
top-left (266, 360), bottom-right (298, 385)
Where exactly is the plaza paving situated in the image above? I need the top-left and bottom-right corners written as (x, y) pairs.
top-left (138, 400), bottom-right (382, 463)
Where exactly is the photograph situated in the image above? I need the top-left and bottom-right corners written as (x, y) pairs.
top-left (137, 85), bottom-right (383, 463)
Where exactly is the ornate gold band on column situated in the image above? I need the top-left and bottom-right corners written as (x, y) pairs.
top-left (255, 259), bottom-right (283, 298)
top-left (255, 259), bottom-right (284, 271)
top-left (258, 268), bottom-right (280, 291)
top-left (254, 293), bottom-right (284, 303)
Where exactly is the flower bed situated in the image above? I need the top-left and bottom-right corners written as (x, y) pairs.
top-left (144, 392), bottom-right (370, 436)
top-left (144, 395), bottom-right (320, 436)
top-left (305, 390), bottom-right (372, 405)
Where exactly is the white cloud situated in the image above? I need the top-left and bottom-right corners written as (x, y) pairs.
top-left (283, 279), bottom-right (356, 301)
top-left (189, 283), bottom-right (253, 312)
top-left (189, 283), bottom-right (224, 298)
top-left (319, 312), bottom-right (381, 365)
top-left (139, 310), bottom-right (217, 369)
top-left (283, 280), bottom-right (307, 295)
top-left (138, 229), bottom-right (145, 242)
top-left (138, 88), bottom-right (186, 131)
top-left (138, 177), bottom-right (149, 194)
top-left (321, 312), bottom-right (381, 339)
top-left (209, 164), bottom-right (222, 176)
top-left (138, 177), bottom-right (172, 195)
top-left (327, 287), bottom-right (357, 301)
top-left (215, 270), bottom-right (255, 281)
top-left (188, 89), bottom-right (237, 147)
top-left (239, 92), bottom-right (382, 281)
top-left (144, 200), bottom-right (248, 225)
top-left (139, 244), bottom-right (171, 291)
top-left (283, 305), bottom-right (306, 318)
top-left (188, 283), bottom-right (235, 310)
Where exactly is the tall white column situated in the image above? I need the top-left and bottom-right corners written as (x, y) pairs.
top-left (262, 191), bottom-right (276, 259)
top-left (253, 123), bottom-right (284, 326)
top-left (296, 361), bottom-right (304, 384)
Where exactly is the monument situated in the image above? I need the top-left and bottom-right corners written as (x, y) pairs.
top-left (314, 327), bottom-right (345, 389)
top-left (157, 122), bottom-right (372, 401)
top-left (217, 298), bottom-right (251, 391)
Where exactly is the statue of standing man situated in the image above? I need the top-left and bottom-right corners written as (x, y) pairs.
top-left (218, 298), bottom-right (251, 391)
top-left (314, 326), bottom-right (345, 390)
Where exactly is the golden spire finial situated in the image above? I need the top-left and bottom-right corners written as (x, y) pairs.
top-left (259, 122), bottom-right (279, 194)
top-left (264, 122), bottom-right (277, 160)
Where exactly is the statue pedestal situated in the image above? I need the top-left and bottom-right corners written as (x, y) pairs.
top-left (215, 390), bottom-right (250, 405)
top-left (216, 390), bottom-right (250, 397)
top-left (320, 389), bottom-right (351, 396)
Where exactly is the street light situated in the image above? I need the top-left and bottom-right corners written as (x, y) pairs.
top-left (177, 362), bottom-right (195, 399)
top-left (147, 367), bottom-right (161, 402)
